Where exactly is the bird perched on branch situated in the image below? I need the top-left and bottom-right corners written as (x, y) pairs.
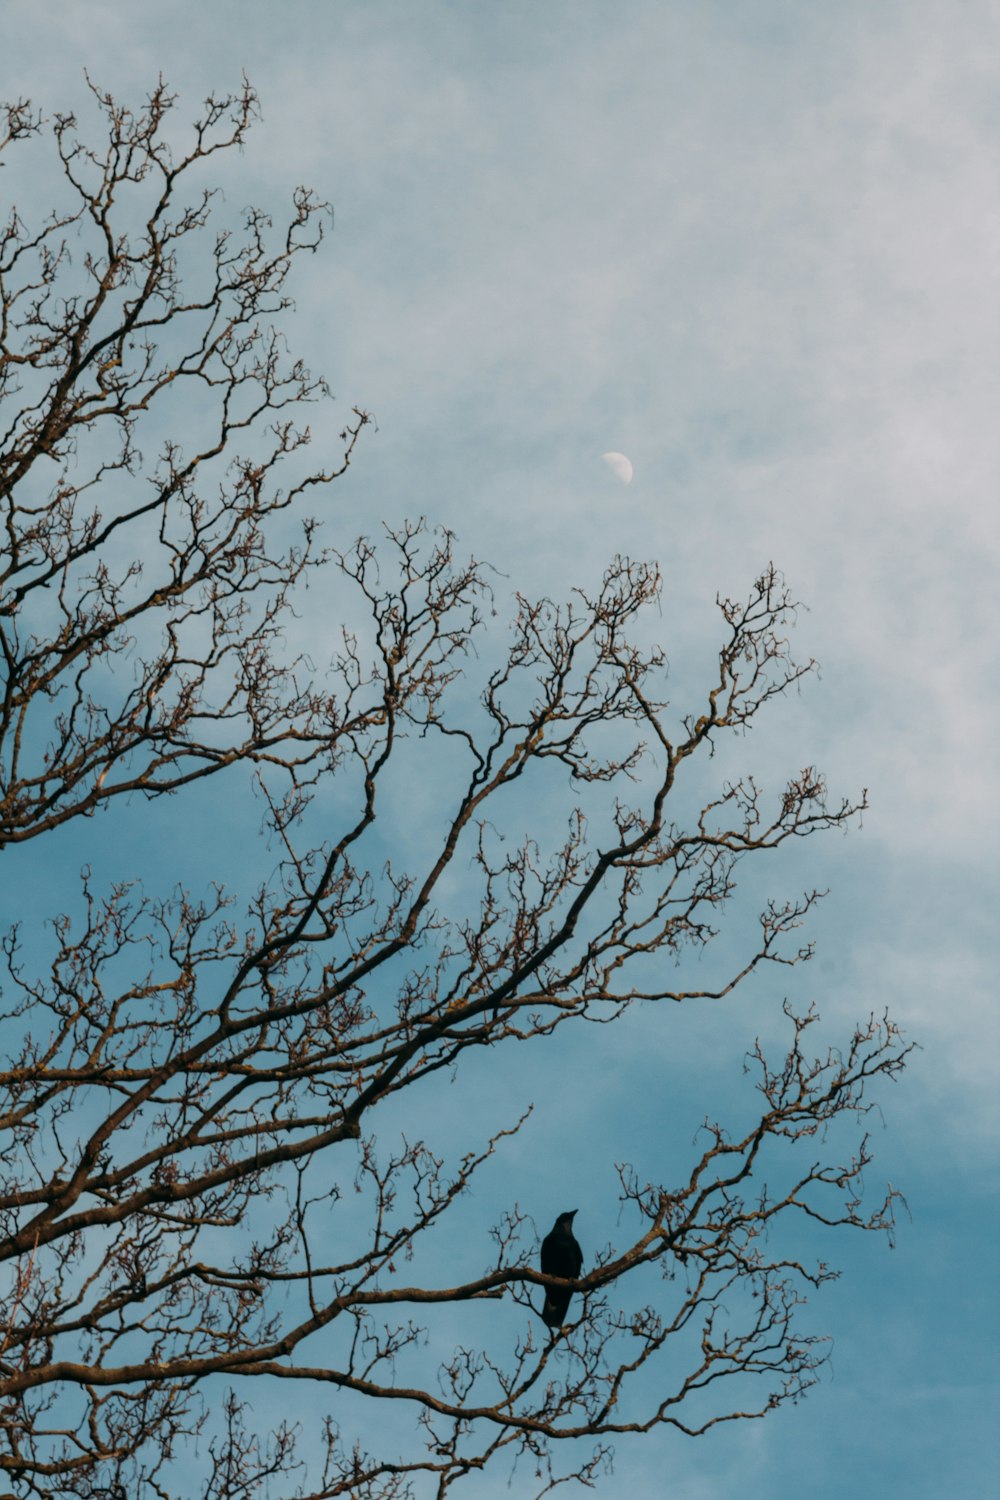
top-left (540, 1210), bottom-right (582, 1329)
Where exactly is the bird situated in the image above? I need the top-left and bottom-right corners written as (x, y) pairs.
top-left (540, 1210), bottom-right (583, 1329)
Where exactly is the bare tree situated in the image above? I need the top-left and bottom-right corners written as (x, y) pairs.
top-left (0, 82), bottom-right (910, 1499)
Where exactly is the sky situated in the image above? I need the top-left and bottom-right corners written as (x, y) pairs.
top-left (3, 1), bottom-right (999, 1495)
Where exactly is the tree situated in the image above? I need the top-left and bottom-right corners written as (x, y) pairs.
top-left (0, 81), bottom-right (910, 1499)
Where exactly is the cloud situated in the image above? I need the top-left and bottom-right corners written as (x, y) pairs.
top-left (5, 5), bottom-right (998, 1494)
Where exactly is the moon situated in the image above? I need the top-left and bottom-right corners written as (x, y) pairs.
top-left (601, 451), bottom-right (634, 484)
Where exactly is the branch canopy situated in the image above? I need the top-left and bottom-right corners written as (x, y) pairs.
top-left (0, 81), bottom-right (909, 1500)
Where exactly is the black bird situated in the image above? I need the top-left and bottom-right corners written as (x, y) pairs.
top-left (540, 1210), bottom-right (582, 1329)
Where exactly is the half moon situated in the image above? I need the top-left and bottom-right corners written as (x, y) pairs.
top-left (601, 451), bottom-right (634, 484)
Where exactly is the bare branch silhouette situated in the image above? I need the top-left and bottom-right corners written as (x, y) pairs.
top-left (0, 81), bottom-right (911, 1500)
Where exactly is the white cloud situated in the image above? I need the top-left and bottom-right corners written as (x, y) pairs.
top-left (5, 4), bottom-right (998, 1493)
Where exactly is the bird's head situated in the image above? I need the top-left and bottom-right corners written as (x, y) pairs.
top-left (559, 1210), bottom-right (577, 1225)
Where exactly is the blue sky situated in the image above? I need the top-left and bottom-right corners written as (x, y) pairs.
top-left (4, 1), bottom-right (998, 1495)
